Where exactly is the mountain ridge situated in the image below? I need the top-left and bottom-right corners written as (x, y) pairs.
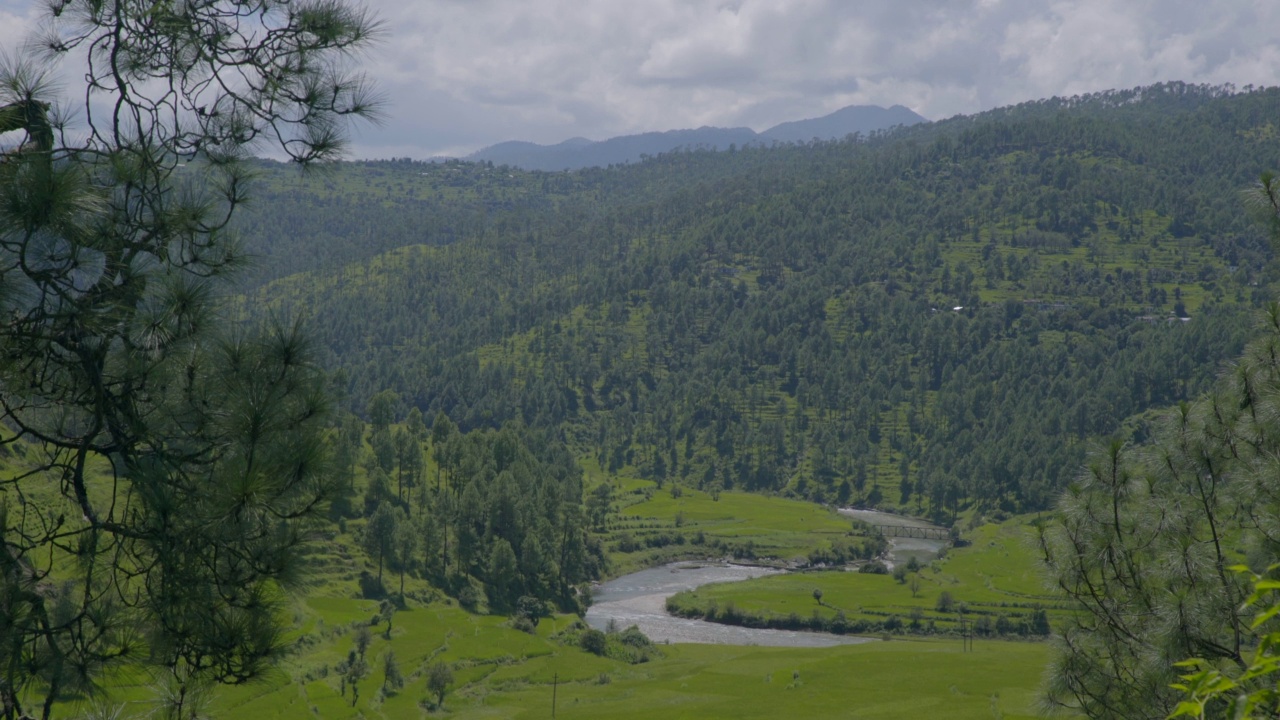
top-left (466, 103), bottom-right (927, 171)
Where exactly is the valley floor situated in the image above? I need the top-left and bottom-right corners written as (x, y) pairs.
top-left (196, 599), bottom-right (1050, 719)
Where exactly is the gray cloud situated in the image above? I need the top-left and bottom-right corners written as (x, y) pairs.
top-left (3, 0), bottom-right (1279, 158)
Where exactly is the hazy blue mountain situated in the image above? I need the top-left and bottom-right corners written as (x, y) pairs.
top-left (467, 127), bottom-right (760, 171)
top-left (466, 104), bottom-right (926, 171)
top-left (466, 137), bottom-right (594, 170)
top-left (761, 104), bottom-right (926, 143)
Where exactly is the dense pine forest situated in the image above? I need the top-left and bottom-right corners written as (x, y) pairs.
top-left (238, 82), bottom-right (1277, 520)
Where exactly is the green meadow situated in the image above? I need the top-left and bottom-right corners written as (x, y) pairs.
top-left (603, 476), bottom-right (870, 573)
top-left (666, 516), bottom-right (1068, 635)
top-left (177, 512), bottom-right (1058, 718)
top-left (191, 601), bottom-right (1051, 720)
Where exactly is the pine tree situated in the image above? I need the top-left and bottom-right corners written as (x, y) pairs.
top-left (0, 1), bottom-right (379, 716)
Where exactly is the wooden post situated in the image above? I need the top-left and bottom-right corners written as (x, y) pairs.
top-left (552, 672), bottom-right (558, 717)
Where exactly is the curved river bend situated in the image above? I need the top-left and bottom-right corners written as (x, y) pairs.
top-left (584, 562), bottom-right (871, 647)
top-left (584, 509), bottom-right (946, 647)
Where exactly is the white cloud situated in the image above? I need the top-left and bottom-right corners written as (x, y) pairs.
top-left (0, 3), bottom-right (36, 64)
top-left (3, 0), bottom-right (1279, 157)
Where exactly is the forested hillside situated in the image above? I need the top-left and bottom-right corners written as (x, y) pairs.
top-left (240, 83), bottom-right (1279, 519)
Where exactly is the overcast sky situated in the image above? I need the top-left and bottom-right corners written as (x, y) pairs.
top-left (2, 0), bottom-right (1279, 159)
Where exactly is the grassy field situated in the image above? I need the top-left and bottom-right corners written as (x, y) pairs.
top-left (666, 515), bottom-right (1069, 635)
top-left (182, 601), bottom-right (1049, 720)
top-left (599, 475), bottom-right (876, 574)
top-left (200, 514), bottom-right (1052, 719)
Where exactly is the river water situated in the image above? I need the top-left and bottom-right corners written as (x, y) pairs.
top-left (839, 508), bottom-right (949, 568)
top-left (584, 562), bottom-right (871, 647)
top-left (584, 510), bottom-right (946, 646)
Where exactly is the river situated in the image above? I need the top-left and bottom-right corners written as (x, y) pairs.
top-left (584, 509), bottom-right (947, 646)
top-left (584, 562), bottom-right (871, 647)
top-left (839, 508), bottom-right (949, 568)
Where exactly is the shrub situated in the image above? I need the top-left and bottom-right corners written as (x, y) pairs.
top-left (975, 616), bottom-right (993, 636)
top-left (511, 616), bottom-right (537, 634)
top-left (1030, 607), bottom-right (1051, 636)
top-left (426, 662), bottom-right (453, 708)
top-left (860, 561), bottom-right (889, 574)
top-left (579, 629), bottom-right (608, 656)
top-left (909, 607), bottom-right (924, 631)
top-left (457, 583), bottom-right (481, 610)
top-left (830, 610), bottom-right (848, 633)
top-left (358, 571), bottom-right (385, 600)
top-left (516, 596), bottom-right (549, 627)
top-left (996, 614), bottom-right (1013, 635)
top-left (619, 625), bottom-right (653, 648)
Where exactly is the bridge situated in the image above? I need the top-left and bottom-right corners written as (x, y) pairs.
top-left (852, 524), bottom-right (951, 540)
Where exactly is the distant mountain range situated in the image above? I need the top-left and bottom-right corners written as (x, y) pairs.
top-left (465, 104), bottom-right (927, 171)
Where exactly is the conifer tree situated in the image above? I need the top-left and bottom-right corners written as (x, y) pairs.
top-left (0, 1), bottom-right (379, 717)
top-left (1041, 175), bottom-right (1280, 719)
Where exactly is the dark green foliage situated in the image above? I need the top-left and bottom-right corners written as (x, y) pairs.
top-left (378, 599), bottom-right (397, 639)
top-left (354, 626), bottom-right (372, 661)
top-left (381, 649), bottom-right (404, 694)
top-left (330, 415), bottom-right (365, 519)
top-left (618, 625), bottom-right (653, 649)
top-left (337, 650), bottom-right (369, 707)
top-left (367, 390), bottom-right (400, 435)
top-left (391, 513), bottom-right (419, 597)
top-left (486, 538), bottom-right (521, 612)
top-left (666, 592), bottom-right (1041, 638)
top-left (1029, 608), bottom-right (1050, 637)
top-left (363, 502), bottom-right (400, 587)
top-left (578, 629), bottom-right (608, 656)
top-left (807, 535), bottom-right (882, 566)
top-left (588, 483), bottom-right (614, 531)
top-left (419, 423), bottom-right (603, 610)
top-left (455, 581), bottom-right (481, 611)
top-left (515, 596), bottom-right (550, 627)
top-left (239, 83), bottom-right (1275, 519)
top-left (1039, 305), bottom-right (1280, 718)
top-left (609, 625), bottom-right (659, 664)
top-left (363, 468), bottom-right (394, 516)
top-left (425, 661), bottom-right (453, 708)
top-left (2, 51), bottom-right (355, 699)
